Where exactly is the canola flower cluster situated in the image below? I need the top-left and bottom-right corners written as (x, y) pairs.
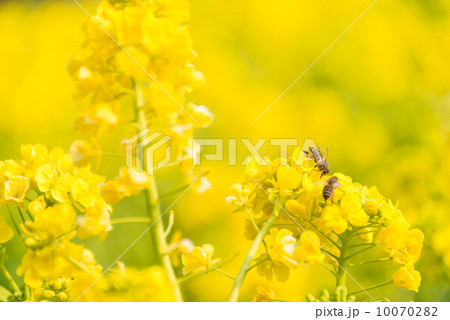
top-left (0, 143), bottom-right (199, 301)
top-left (226, 148), bottom-right (424, 301)
top-left (0, 0), bottom-right (221, 302)
top-left (67, 0), bottom-right (219, 302)
top-left (67, 0), bottom-right (218, 301)
top-left (382, 145), bottom-right (450, 281)
top-left (0, 144), bottom-right (107, 299)
top-left (67, 0), bottom-right (213, 191)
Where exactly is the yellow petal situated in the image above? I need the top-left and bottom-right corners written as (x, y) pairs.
top-left (0, 216), bottom-right (14, 243)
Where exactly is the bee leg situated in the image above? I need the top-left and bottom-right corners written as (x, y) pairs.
top-left (303, 150), bottom-right (313, 159)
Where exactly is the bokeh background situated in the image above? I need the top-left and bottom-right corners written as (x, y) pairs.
top-left (1, 0), bottom-right (449, 301)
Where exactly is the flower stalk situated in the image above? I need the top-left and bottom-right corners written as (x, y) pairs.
top-left (336, 231), bottom-right (350, 288)
top-left (133, 80), bottom-right (183, 302)
top-left (0, 264), bottom-right (21, 296)
top-left (110, 217), bottom-right (152, 225)
top-left (349, 280), bottom-right (393, 296)
top-left (228, 197), bottom-right (286, 302)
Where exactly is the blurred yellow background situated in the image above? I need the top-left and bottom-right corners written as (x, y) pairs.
top-left (1, 0), bottom-right (449, 301)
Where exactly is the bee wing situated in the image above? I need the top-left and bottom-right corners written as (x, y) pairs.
top-left (313, 180), bottom-right (327, 186)
top-left (317, 145), bottom-right (323, 156)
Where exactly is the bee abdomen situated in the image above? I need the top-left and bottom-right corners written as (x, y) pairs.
top-left (309, 147), bottom-right (321, 162)
top-left (323, 185), bottom-right (334, 200)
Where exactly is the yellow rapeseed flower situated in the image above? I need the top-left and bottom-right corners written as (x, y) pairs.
top-left (340, 193), bottom-right (369, 227)
top-left (294, 231), bottom-right (325, 265)
top-left (72, 178), bottom-right (98, 209)
top-left (227, 149), bottom-right (424, 299)
top-left (28, 196), bottom-right (47, 216)
top-left (34, 164), bottom-right (71, 203)
top-left (266, 228), bottom-right (298, 268)
top-left (0, 216), bottom-right (14, 244)
top-left (69, 140), bottom-right (99, 168)
top-left (225, 183), bottom-right (255, 208)
top-left (285, 199), bottom-right (310, 220)
top-left (99, 263), bottom-right (175, 302)
top-left (167, 230), bottom-right (194, 267)
top-left (100, 167), bottom-right (150, 205)
top-left (256, 254), bottom-right (290, 282)
top-left (20, 144), bottom-right (49, 177)
top-left (77, 206), bottom-right (112, 240)
top-left (3, 176), bottom-right (30, 210)
top-left (33, 204), bottom-right (76, 239)
top-left (17, 242), bottom-right (100, 289)
top-left (276, 165), bottom-right (302, 195)
top-left (321, 204), bottom-right (347, 234)
top-left (392, 263), bottom-right (421, 292)
top-left (252, 284), bottom-right (276, 302)
top-left (392, 228), bottom-right (424, 265)
top-left (181, 244), bottom-right (220, 275)
top-left (376, 219), bottom-right (410, 254)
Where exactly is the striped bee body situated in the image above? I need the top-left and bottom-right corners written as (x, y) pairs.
top-left (322, 176), bottom-right (341, 202)
top-left (303, 146), bottom-right (330, 177)
top-left (309, 147), bottom-right (323, 164)
top-left (323, 185), bottom-right (335, 201)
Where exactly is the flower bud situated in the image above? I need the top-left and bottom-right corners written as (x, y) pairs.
top-left (57, 292), bottom-right (68, 301)
top-left (43, 290), bottom-right (55, 299)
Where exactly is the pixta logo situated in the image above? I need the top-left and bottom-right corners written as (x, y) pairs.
top-left (126, 129), bottom-right (172, 175)
top-left (192, 137), bottom-right (319, 166)
top-left (127, 130), bottom-right (320, 175)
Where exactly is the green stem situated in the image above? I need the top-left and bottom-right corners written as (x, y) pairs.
top-left (352, 225), bottom-right (384, 235)
top-left (245, 207), bottom-right (270, 256)
top-left (110, 217), bottom-right (152, 225)
top-left (0, 264), bottom-right (21, 296)
top-left (178, 266), bottom-right (230, 284)
top-left (178, 254), bottom-right (238, 284)
top-left (66, 256), bottom-right (95, 275)
top-left (214, 268), bottom-right (235, 280)
top-left (247, 256), bottom-right (269, 272)
top-left (348, 256), bottom-right (392, 267)
top-left (228, 197), bottom-right (285, 302)
top-left (272, 223), bottom-right (299, 227)
top-left (353, 223), bottom-right (382, 229)
top-left (306, 219), bottom-right (341, 249)
top-left (322, 263), bottom-right (337, 278)
top-left (24, 285), bottom-right (31, 300)
top-left (145, 177), bottom-right (183, 301)
top-left (349, 280), bottom-right (393, 296)
top-left (322, 249), bottom-right (339, 261)
top-left (133, 79), bottom-right (183, 302)
top-left (336, 231), bottom-right (350, 288)
top-left (25, 209), bottom-right (34, 221)
top-left (16, 206), bottom-right (25, 224)
top-left (160, 185), bottom-right (190, 199)
top-left (332, 231), bottom-right (344, 241)
top-left (349, 242), bottom-right (374, 249)
top-left (346, 243), bottom-right (376, 260)
top-left (353, 229), bottom-right (380, 236)
top-left (7, 206), bottom-right (21, 236)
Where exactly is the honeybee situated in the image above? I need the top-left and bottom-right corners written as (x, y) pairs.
top-left (303, 146), bottom-right (329, 177)
top-left (322, 176), bottom-right (341, 201)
